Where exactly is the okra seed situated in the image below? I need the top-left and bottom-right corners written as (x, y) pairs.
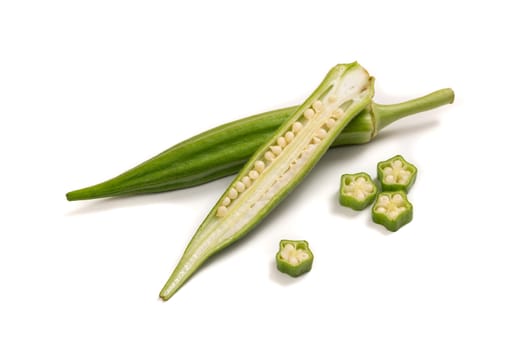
top-left (379, 195), bottom-right (389, 205)
top-left (222, 197), bottom-right (231, 206)
top-left (280, 244), bottom-right (293, 260)
top-left (235, 181), bottom-right (246, 193)
top-left (254, 160), bottom-right (265, 172)
top-left (285, 131), bottom-right (295, 142)
top-left (326, 118), bottom-right (336, 129)
top-left (328, 94), bottom-right (337, 103)
top-left (298, 251), bottom-right (309, 260)
top-left (270, 145), bottom-right (282, 155)
top-left (385, 175), bottom-right (395, 183)
top-left (393, 160), bottom-right (403, 168)
top-left (277, 136), bottom-right (287, 148)
top-left (313, 100), bottom-right (323, 112)
top-left (292, 122), bottom-right (303, 133)
top-left (241, 176), bottom-right (251, 187)
top-left (312, 137), bottom-right (321, 144)
top-left (216, 206), bottom-right (228, 217)
top-left (315, 129), bottom-right (327, 139)
top-left (228, 188), bottom-right (238, 199)
top-left (376, 206), bottom-right (386, 213)
top-left (387, 210), bottom-right (398, 220)
top-left (383, 166), bottom-right (393, 174)
top-left (333, 108), bottom-right (344, 118)
top-left (265, 151), bottom-right (276, 161)
top-left (392, 193), bottom-right (403, 203)
top-left (248, 170), bottom-right (259, 180)
top-left (304, 108), bottom-right (315, 119)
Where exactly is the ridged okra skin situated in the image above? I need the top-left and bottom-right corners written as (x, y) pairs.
top-left (66, 88), bottom-right (454, 201)
top-left (159, 62), bottom-right (375, 300)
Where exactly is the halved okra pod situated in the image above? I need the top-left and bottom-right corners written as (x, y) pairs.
top-left (371, 191), bottom-right (413, 232)
top-left (66, 89), bottom-right (454, 201)
top-left (276, 240), bottom-right (314, 277)
top-left (159, 62), bottom-right (374, 300)
top-left (377, 155), bottom-right (417, 192)
top-left (339, 172), bottom-right (378, 210)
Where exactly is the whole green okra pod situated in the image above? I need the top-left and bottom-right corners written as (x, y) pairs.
top-left (66, 88), bottom-right (454, 201)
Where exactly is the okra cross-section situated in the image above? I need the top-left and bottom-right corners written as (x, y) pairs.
top-left (276, 240), bottom-right (314, 277)
top-left (371, 191), bottom-right (413, 232)
top-left (339, 172), bottom-right (377, 210)
top-left (377, 155), bottom-right (417, 192)
top-left (159, 62), bottom-right (374, 300)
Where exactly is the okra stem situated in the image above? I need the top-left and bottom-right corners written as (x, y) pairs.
top-left (372, 88), bottom-right (454, 132)
top-left (66, 89), bottom-right (454, 201)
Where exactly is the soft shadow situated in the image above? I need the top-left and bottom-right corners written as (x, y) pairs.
top-left (268, 259), bottom-right (302, 286)
top-left (330, 191), bottom-right (362, 219)
top-left (374, 118), bottom-right (439, 142)
top-left (365, 214), bottom-right (393, 236)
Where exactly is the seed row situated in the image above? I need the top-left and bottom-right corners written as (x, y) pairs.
top-left (216, 98), bottom-right (341, 217)
top-left (216, 101), bottom-right (315, 217)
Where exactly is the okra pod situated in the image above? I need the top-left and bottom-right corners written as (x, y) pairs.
top-left (159, 62), bottom-right (374, 299)
top-left (66, 88), bottom-right (454, 201)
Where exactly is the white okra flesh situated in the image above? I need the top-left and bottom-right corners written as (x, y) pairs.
top-left (160, 63), bottom-right (374, 299)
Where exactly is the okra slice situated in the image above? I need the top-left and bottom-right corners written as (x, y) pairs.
top-left (339, 172), bottom-right (377, 210)
top-left (159, 62), bottom-right (374, 300)
top-left (377, 155), bottom-right (417, 192)
top-left (276, 240), bottom-right (313, 277)
top-left (371, 191), bottom-right (413, 232)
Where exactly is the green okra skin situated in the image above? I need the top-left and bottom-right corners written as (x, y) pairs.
top-left (65, 89), bottom-right (454, 201)
top-left (276, 240), bottom-right (313, 277)
top-left (159, 62), bottom-right (374, 300)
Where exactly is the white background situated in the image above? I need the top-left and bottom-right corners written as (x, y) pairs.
top-left (1, 1), bottom-right (524, 349)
